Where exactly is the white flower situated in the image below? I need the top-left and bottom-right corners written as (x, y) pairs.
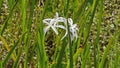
top-left (62, 18), bottom-right (78, 41)
top-left (43, 12), bottom-right (79, 41)
top-left (68, 18), bottom-right (79, 41)
top-left (43, 12), bottom-right (67, 35)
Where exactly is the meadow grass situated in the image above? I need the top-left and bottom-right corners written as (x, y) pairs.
top-left (0, 0), bottom-right (120, 68)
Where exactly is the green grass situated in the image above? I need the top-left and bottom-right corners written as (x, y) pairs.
top-left (0, 0), bottom-right (120, 68)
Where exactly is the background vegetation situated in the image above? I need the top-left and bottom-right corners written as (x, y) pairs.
top-left (0, 0), bottom-right (120, 68)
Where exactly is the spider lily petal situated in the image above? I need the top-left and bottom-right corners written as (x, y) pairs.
top-left (43, 18), bottom-right (52, 24)
top-left (44, 26), bottom-right (50, 35)
top-left (61, 30), bottom-right (68, 40)
top-left (56, 25), bottom-right (66, 29)
top-left (55, 12), bottom-right (59, 18)
top-left (68, 18), bottom-right (73, 26)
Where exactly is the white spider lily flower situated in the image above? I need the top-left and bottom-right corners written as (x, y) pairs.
top-left (43, 12), bottom-right (67, 35)
top-left (68, 18), bottom-right (79, 41)
top-left (43, 12), bottom-right (79, 41)
top-left (62, 18), bottom-right (78, 41)
top-left (43, 18), bottom-right (59, 35)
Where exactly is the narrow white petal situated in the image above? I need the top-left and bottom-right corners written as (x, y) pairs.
top-left (71, 35), bottom-right (74, 41)
top-left (55, 12), bottom-right (59, 18)
top-left (61, 29), bottom-right (68, 40)
top-left (54, 17), bottom-right (66, 26)
top-left (51, 26), bottom-right (59, 35)
top-left (44, 26), bottom-right (50, 35)
top-left (57, 17), bottom-right (66, 22)
top-left (56, 25), bottom-right (66, 29)
top-left (68, 18), bottom-right (73, 25)
top-left (75, 33), bottom-right (78, 41)
top-left (50, 19), bottom-right (57, 25)
top-left (43, 18), bottom-right (52, 24)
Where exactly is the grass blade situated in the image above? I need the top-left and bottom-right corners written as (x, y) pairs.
top-left (93, 0), bottom-right (104, 67)
top-left (2, 40), bottom-right (19, 67)
top-left (37, 0), bottom-right (49, 68)
top-left (0, 0), bottom-right (3, 15)
top-left (0, 36), bottom-right (16, 61)
top-left (99, 36), bottom-right (115, 68)
top-left (12, 47), bottom-right (22, 68)
top-left (0, 0), bottom-right (18, 35)
top-left (55, 39), bottom-right (67, 68)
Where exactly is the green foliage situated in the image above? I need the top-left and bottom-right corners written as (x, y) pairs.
top-left (0, 0), bottom-right (120, 68)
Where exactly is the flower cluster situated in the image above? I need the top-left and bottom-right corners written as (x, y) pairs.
top-left (43, 12), bottom-right (79, 41)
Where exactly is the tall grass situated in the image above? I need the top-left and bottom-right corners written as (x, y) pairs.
top-left (0, 0), bottom-right (120, 68)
